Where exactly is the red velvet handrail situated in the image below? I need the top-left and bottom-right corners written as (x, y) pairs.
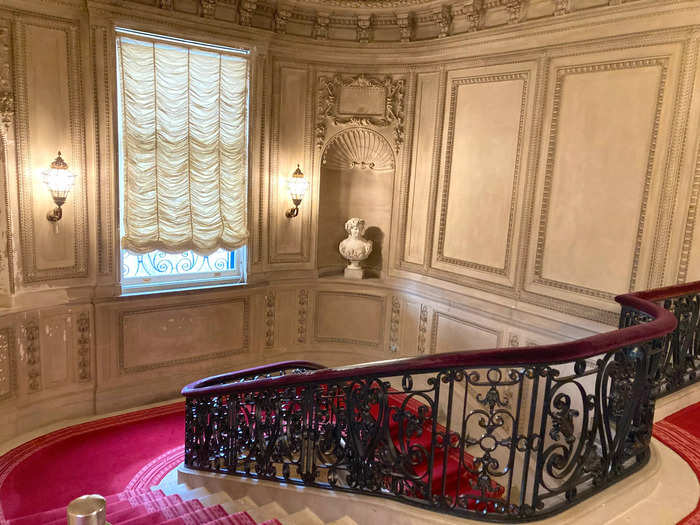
top-left (182, 290), bottom-right (681, 398)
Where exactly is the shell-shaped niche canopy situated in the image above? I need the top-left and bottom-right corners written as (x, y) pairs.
top-left (322, 128), bottom-right (395, 171)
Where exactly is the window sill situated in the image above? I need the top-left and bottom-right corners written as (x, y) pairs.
top-left (119, 277), bottom-right (248, 298)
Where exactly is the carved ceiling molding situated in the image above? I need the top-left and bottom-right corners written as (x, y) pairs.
top-left (316, 73), bottom-right (405, 152)
top-left (92, 0), bottom-right (647, 44)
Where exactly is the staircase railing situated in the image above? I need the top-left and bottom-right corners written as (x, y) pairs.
top-left (182, 290), bottom-right (680, 522)
top-left (619, 281), bottom-right (700, 399)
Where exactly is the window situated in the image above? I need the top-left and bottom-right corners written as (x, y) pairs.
top-left (115, 29), bottom-right (249, 292)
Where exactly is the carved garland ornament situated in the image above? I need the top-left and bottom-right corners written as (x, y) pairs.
top-left (297, 289), bottom-right (308, 343)
top-left (389, 296), bottom-right (400, 353)
top-left (265, 292), bottom-right (275, 348)
top-left (316, 73), bottom-right (405, 152)
top-left (417, 304), bottom-right (428, 354)
top-left (77, 312), bottom-right (90, 381)
top-left (24, 321), bottom-right (40, 392)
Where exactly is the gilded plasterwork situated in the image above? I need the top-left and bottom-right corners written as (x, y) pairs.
top-left (534, 57), bottom-right (669, 299)
top-left (389, 296), bottom-right (400, 353)
top-left (297, 289), bottom-right (308, 343)
top-left (77, 312), bottom-right (90, 381)
top-left (265, 292), bottom-right (276, 348)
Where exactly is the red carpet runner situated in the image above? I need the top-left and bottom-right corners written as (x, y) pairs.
top-left (653, 401), bottom-right (700, 525)
top-left (0, 402), bottom-right (185, 522)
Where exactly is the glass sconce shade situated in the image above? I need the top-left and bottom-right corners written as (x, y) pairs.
top-left (41, 151), bottom-right (76, 222)
top-left (286, 164), bottom-right (307, 218)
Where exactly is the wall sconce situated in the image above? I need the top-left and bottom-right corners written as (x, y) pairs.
top-left (285, 164), bottom-right (308, 218)
top-left (41, 151), bottom-right (76, 227)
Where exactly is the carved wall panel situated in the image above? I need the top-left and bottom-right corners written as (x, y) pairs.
top-left (430, 62), bottom-right (536, 290)
top-left (15, 16), bottom-right (88, 283)
top-left (0, 326), bottom-right (15, 401)
top-left (430, 310), bottom-right (500, 353)
top-left (119, 299), bottom-right (249, 374)
top-left (269, 64), bottom-right (311, 264)
top-left (40, 312), bottom-right (72, 387)
top-left (314, 291), bottom-right (385, 346)
top-left (401, 70), bottom-right (442, 268)
top-left (523, 43), bottom-right (684, 314)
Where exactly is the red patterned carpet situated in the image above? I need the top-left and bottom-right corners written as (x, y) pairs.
top-left (653, 401), bottom-right (700, 525)
top-left (0, 402), bottom-right (185, 522)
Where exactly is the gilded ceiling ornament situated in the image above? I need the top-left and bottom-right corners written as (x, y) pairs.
top-left (239, 0), bottom-right (257, 25)
top-left (316, 73), bottom-right (405, 152)
top-left (356, 15), bottom-right (372, 43)
top-left (395, 13), bottom-right (412, 42)
top-left (505, 0), bottom-right (523, 23)
top-left (434, 5), bottom-right (452, 38)
top-left (313, 12), bottom-right (331, 39)
top-left (200, 0), bottom-right (217, 18)
top-left (274, 6), bottom-right (291, 34)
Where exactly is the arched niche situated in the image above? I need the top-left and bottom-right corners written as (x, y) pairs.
top-left (317, 127), bottom-right (396, 278)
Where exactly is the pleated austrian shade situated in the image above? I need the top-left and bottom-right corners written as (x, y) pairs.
top-left (116, 32), bottom-right (249, 255)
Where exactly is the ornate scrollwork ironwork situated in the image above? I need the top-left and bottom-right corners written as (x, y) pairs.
top-left (183, 289), bottom-right (689, 521)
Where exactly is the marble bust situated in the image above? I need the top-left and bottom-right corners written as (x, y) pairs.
top-left (339, 218), bottom-right (373, 280)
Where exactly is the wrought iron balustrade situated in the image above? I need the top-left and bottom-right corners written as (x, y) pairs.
top-left (182, 291), bottom-right (678, 522)
top-left (620, 281), bottom-right (700, 399)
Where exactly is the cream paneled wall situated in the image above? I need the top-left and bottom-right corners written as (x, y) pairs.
top-left (0, 0), bottom-right (698, 443)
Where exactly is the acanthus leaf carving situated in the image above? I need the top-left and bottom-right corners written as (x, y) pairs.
top-left (505, 0), bottom-right (523, 24)
top-left (433, 5), bottom-right (452, 38)
top-left (465, 0), bottom-right (485, 32)
top-left (316, 73), bottom-right (405, 152)
top-left (274, 6), bottom-right (291, 34)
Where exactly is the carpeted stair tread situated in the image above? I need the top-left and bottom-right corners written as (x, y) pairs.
top-left (105, 495), bottom-right (185, 523)
top-left (245, 502), bottom-right (288, 523)
top-left (156, 503), bottom-right (230, 524)
top-left (7, 490), bottom-right (166, 525)
top-left (277, 507), bottom-right (324, 525)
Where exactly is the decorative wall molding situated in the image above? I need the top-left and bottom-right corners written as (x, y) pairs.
top-left (313, 291), bottom-right (385, 346)
top-left (297, 289), bottom-right (308, 343)
top-left (118, 298), bottom-right (250, 374)
top-left (533, 57), bottom-right (669, 300)
top-left (91, 25), bottom-right (115, 277)
top-left (265, 291), bottom-right (276, 347)
top-left (77, 311), bottom-right (90, 382)
top-left (316, 73), bottom-right (405, 152)
top-left (15, 16), bottom-right (89, 284)
top-left (429, 311), bottom-right (500, 354)
top-left (677, 135), bottom-right (700, 283)
top-left (389, 295), bottom-right (400, 353)
top-left (435, 70), bottom-right (529, 277)
top-left (509, 333), bottom-right (519, 347)
top-left (0, 326), bottom-right (15, 401)
top-left (23, 320), bottom-right (40, 392)
top-left (0, 22), bottom-right (13, 129)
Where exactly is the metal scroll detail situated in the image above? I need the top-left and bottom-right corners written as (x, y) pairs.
top-left (184, 332), bottom-right (658, 521)
top-left (620, 292), bottom-right (699, 398)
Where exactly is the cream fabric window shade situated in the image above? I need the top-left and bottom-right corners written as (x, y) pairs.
top-left (117, 33), bottom-right (249, 255)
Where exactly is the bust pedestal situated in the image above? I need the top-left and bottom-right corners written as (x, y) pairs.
top-left (344, 263), bottom-right (364, 280)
